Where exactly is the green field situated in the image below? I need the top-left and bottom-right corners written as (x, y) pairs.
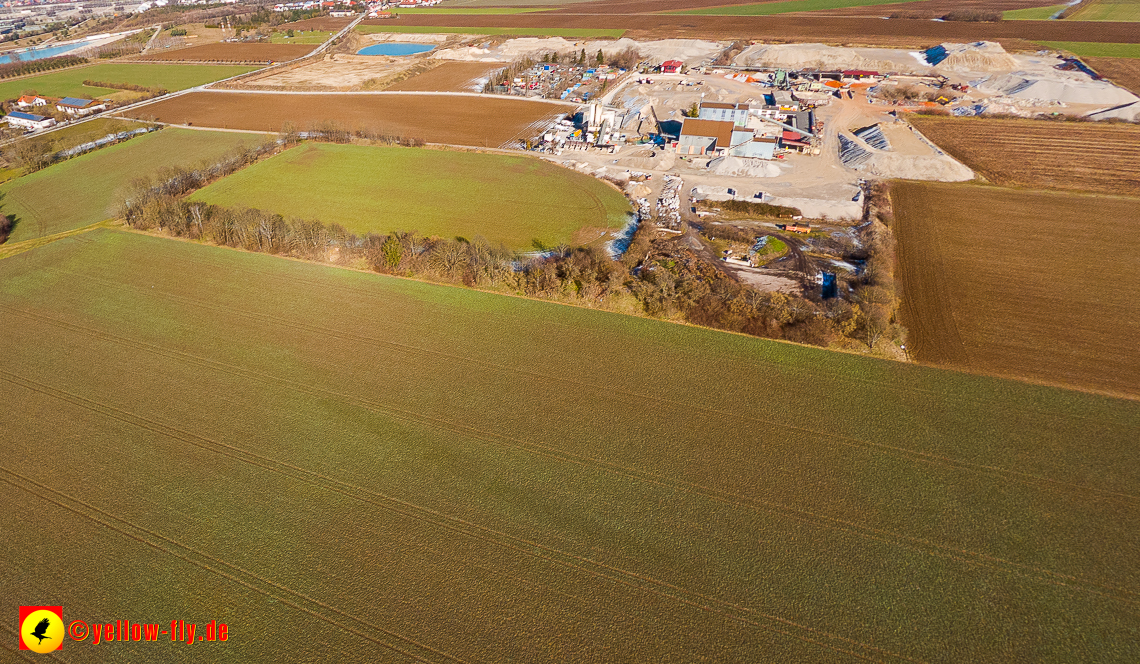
top-left (1003, 3), bottom-right (1068, 19)
top-left (1035, 40), bottom-right (1140, 57)
top-left (189, 142), bottom-right (631, 249)
top-left (269, 29), bottom-right (333, 44)
top-left (0, 128), bottom-right (266, 244)
top-left (356, 24), bottom-right (627, 37)
top-left (668, 0), bottom-right (913, 16)
top-left (1067, 0), bottom-right (1140, 21)
top-left (1, 228), bottom-right (1139, 661)
top-left (0, 63), bottom-right (259, 102)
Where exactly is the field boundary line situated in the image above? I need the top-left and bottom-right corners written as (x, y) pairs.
top-left (0, 219), bottom-right (118, 260)
top-left (0, 463), bottom-right (472, 664)
top-left (25, 263), bottom-right (1140, 503)
top-left (0, 371), bottom-right (915, 664)
top-left (12, 264), bottom-right (1140, 506)
top-left (5, 312), bottom-right (1140, 610)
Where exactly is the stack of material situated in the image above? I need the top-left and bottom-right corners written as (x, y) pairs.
top-left (838, 134), bottom-right (872, 167)
top-left (853, 124), bottom-right (891, 151)
top-left (925, 42), bottom-right (1019, 72)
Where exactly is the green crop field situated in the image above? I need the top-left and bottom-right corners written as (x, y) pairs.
top-left (189, 143), bottom-right (631, 249)
top-left (1, 229), bottom-right (1139, 661)
top-left (1035, 41), bottom-right (1140, 57)
top-left (269, 29), bottom-right (333, 44)
top-left (668, 0), bottom-right (913, 16)
top-left (0, 63), bottom-right (260, 102)
top-left (0, 128), bottom-right (267, 245)
top-left (356, 24), bottom-right (627, 37)
top-left (1066, 0), bottom-right (1140, 21)
top-left (1003, 3), bottom-right (1068, 19)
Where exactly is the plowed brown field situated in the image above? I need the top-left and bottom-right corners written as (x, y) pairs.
top-left (1086, 56), bottom-right (1140, 95)
top-left (893, 181), bottom-right (1140, 399)
top-left (551, 0), bottom-right (1049, 16)
top-left (122, 92), bottom-right (569, 146)
top-left (385, 62), bottom-right (503, 91)
top-left (138, 42), bottom-right (314, 63)
top-left (909, 115), bottom-right (1140, 195)
top-left (367, 13), bottom-right (1140, 44)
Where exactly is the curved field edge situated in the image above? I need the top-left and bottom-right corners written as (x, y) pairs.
top-left (0, 128), bottom-right (269, 244)
top-left (2, 228), bottom-right (1140, 662)
top-left (187, 142), bottom-right (630, 249)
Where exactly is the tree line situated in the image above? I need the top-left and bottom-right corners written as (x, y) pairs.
top-left (119, 137), bottom-right (905, 354)
top-left (0, 54), bottom-right (86, 80)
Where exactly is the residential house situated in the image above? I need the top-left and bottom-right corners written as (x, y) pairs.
top-left (56, 97), bottom-right (107, 117)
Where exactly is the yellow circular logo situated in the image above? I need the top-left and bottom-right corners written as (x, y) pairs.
top-left (21, 610), bottom-right (63, 653)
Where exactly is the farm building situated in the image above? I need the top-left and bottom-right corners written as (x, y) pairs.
top-left (729, 135), bottom-right (778, 159)
top-left (5, 110), bottom-right (56, 130)
top-left (698, 102), bottom-right (750, 126)
top-left (676, 118), bottom-right (734, 155)
top-left (661, 60), bottom-right (684, 74)
top-left (56, 98), bottom-right (107, 117)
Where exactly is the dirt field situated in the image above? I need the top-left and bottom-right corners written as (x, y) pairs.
top-left (1086, 56), bottom-right (1140, 95)
top-left (137, 42), bottom-right (314, 63)
top-left (122, 92), bottom-right (571, 147)
top-left (238, 53), bottom-right (416, 89)
top-left (385, 61), bottom-right (503, 91)
top-left (3, 228), bottom-right (1140, 662)
top-left (893, 181), bottom-right (1140, 399)
top-left (277, 16), bottom-right (354, 31)
top-left (908, 115), bottom-right (1140, 195)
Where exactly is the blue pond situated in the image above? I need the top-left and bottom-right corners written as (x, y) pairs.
top-left (0, 41), bottom-right (87, 64)
top-left (356, 42), bottom-right (436, 56)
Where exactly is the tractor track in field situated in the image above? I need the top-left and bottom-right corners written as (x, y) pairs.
top-left (0, 371), bottom-right (922, 664)
top-left (5, 298), bottom-right (1140, 610)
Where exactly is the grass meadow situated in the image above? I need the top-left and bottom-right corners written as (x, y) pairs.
top-left (1003, 3), bottom-right (1068, 19)
top-left (1, 228), bottom-right (1138, 662)
top-left (0, 128), bottom-right (266, 244)
top-left (1067, 0), bottom-right (1140, 21)
top-left (1034, 41), bottom-right (1140, 58)
top-left (189, 142), bottom-right (631, 249)
top-left (0, 63), bottom-right (259, 102)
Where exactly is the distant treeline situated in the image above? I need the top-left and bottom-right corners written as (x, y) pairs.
top-left (0, 54), bottom-right (87, 80)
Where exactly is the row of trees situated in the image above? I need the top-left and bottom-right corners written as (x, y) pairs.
top-left (0, 54), bottom-right (87, 80)
top-left (116, 134), bottom-right (904, 354)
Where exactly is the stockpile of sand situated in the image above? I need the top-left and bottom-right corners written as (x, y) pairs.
top-left (437, 37), bottom-right (724, 65)
top-left (1087, 101), bottom-right (1140, 122)
top-left (764, 194), bottom-right (862, 221)
top-left (615, 149), bottom-right (676, 171)
top-left (926, 42), bottom-right (1019, 73)
top-left (975, 71), bottom-right (1139, 106)
top-left (734, 43), bottom-right (918, 74)
top-left (708, 155), bottom-right (783, 177)
top-left (860, 153), bottom-right (974, 182)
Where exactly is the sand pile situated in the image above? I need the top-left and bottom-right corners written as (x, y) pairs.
top-left (975, 71), bottom-right (1139, 106)
top-left (708, 155), bottom-right (783, 178)
top-left (438, 37), bottom-right (724, 64)
top-left (860, 153), bottom-right (974, 182)
top-left (1087, 101), bottom-right (1140, 122)
top-left (625, 182), bottom-right (653, 197)
top-left (765, 194), bottom-right (862, 221)
top-left (615, 150), bottom-right (676, 171)
top-left (926, 42), bottom-right (1019, 73)
top-left (734, 43), bottom-right (915, 74)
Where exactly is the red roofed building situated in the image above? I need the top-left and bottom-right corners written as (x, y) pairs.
top-left (660, 60), bottom-right (683, 74)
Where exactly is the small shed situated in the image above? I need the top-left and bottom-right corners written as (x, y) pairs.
top-left (660, 60), bottom-right (684, 74)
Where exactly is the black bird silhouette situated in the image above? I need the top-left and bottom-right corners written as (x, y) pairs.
top-left (31, 617), bottom-right (52, 644)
